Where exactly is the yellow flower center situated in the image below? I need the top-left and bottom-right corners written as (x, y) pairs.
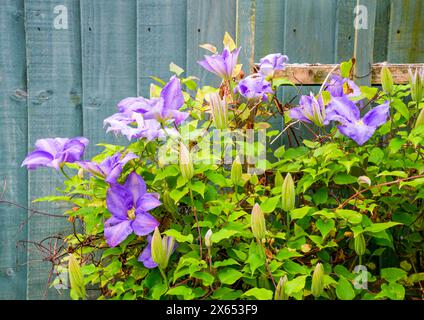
top-left (127, 208), bottom-right (136, 220)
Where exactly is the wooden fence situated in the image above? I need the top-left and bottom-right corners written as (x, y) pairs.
top-left (0, 0), bottom-right (422, 299)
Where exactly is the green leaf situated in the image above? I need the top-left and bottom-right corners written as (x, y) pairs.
top-left (213, 258), bottom-right (240, 268)
top-left (312, 188), bottom-right (328, 205)
top-left (192, 272), bottom-right (214, 286)
top-left (260, 196), bottom-right (280, 213)
top-left (247, 241), bottom-right (265, 275)
top-left (290, 206), bottom-right (313, 220)
top-left (217, 268), bottom-right (243, 285)
top-left (391, 98), bottom-right (409, 120)
top-left (210, 229), bottom-right (240, 244)
top-left (388, 138), bottom-right (406, 154)
top-left (272, 77), bottom-right (295, 88)
top-left (336, 277), bottom-right (355, 300)
top-left (205, 171), bottom-right (228, 187)
top-left (381, 268), bottom-right (407, 283)
top-left (368, 147), bottom-right (384, 164)
top-left (334, 174), bottom-right (357, 185)
top-left (169, 62), bottom-right (184, 76)
top-left (377, 171), bottom-right (407, 178)
top-left (316, 219), bottom-right (335, 239)
top-left (242, 288), bottom-right (273, 300)
top-left (211, 287), bottom-right (242, 300)
top-left (340, 60), bottom-right (353, 78)
top-left (360, 86), bottom-right (378, 99)
top-left (190, 181), bottom-right (205, 198)
top-left (364, 222), bottom-right (401, 234)
top-left (285, 275), bottom-right (307, 296)
top-left (335, 209), bottom-right (363, 224)
top-left (283, 260), bottom-right (307, 275)
top-left (169, 187), bottom-right (189, 202)
top-left (377, 283), bottom-right (405, 300)
top-left (163, 229), bottom-right (194, 243)
top-left (275, 248), bottom-right (303, 261)
top-left (167, 286), bottom-right (194, 299)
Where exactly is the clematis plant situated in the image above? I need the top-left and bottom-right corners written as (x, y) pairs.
top-left (23, 34), bottom-right (423, 301)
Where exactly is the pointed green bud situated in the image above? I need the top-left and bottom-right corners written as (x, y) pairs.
top-left (231, 156), bottom-right (243, 186)
top-left (275, 171), bottom-right (283, 187)
top-left (409, 68), bottom-right (424, 103)
top-left (274, 275), bottom-right (289, 300)
top-left (251, 203), bottom-right (266, 241)
top-left (151, 227), bottom-right (166, 268)
top-left (209, 92), bottom-right (228, 130)
top-left (163, 190), bottom-right (177, 213)
top-left (281, 173), bottom-right (295, 212)
top-left (205, 229), bottom-right (213, 248)
top-left (415, 106), bottom-right (424, 129)
top-left (381, 66), bottom-right (394, 95)
top-left (68, 254), bottom-right (86, 300)
top-left (311, 263), bottom-right (325, 298)
top-left (179, 142), bottom-right (194, 181)
top-left (354, 233), bottom-right (366, 256)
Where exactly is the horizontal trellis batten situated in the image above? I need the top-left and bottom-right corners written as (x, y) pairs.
top-left (0, 0), bottom-right (422, 299)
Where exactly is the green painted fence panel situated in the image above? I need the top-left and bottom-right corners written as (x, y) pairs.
top-left (80, 0), bottom-right (137, 157)
top-left (25, 0), bottom-right (83, 299)
top-left (186, 0), bottom-right (237, 87)
top-left (0, 0), bottom-right (422, 299)
top-left (137, 0), bottom-right (187, 96)
top-left (0, 0), bottom-right (28, 300)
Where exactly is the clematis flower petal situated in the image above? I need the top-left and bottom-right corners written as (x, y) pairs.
top-left (363, 101), bottom-right (390, 127)
top-left (138, 236), bottom-right (158, 268)
top-left (161, 76), bottom-right (184, 111)
top-left (338, 123), bottom-right (376, 146)
top-left (137, 193), bottom-right (162, 212)
top-left (198, 47), bottom-right (241, 80)
top-left (106, 185), bottom-right (133, 219)
top-left (104, 217), bottom-right (133, 247)
top-left (22, 150), bottom-right (54, 170)
top-left (131, 212), bottom-right (160, 236)
top-left (325, 96), bottom-right (360, 125)
top-left (124, 172), bottom-right (147, 205)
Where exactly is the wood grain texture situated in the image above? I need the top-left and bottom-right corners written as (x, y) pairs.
top-left (236, 0), bottom-right (256, 73)
top-left (0, 0), bottom-right (28, 299)
top-left (137, 0), bottom-right (187, 96)
top-left (387, 0), bottom-right (424, 63)
top-left (272, 63), bottom-right (423, 84)
top-left (335, 0), bottom-right (356, 62)
top-left (186, 0), bottom-right (237, 87)
top-left (373, 0), bottom-right (390, 62)
top-left (25, 0), bottom-right (82, 299)
top-left (81, 0), bottom-right (137, 157)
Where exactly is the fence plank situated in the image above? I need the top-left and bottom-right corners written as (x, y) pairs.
top-left (387, 0), bottom-right (424, 63)
top-left (137, 0), bottom-right (187, 96)
top-left (186, 0), bottom-right (237, 87)
top-left (0, 0), bottom-right (28, 299)
top-left (236, 0), bottom-right (256, 73)
top-left (25, 0), bottom-right (82, 299)
top-left (373, 0), bottom-right (390, 62)
top-left (80, 0), bottom-right (137, 157)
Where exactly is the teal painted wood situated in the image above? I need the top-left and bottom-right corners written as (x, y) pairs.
top-left (0, 0), bottom-right (28, 300)
top-left (137, 0), bottom-right (187, 96)
top-left (387, 0), bottom-right (424, 63)
top-left (353, 0), bottom-right (377, 86)
top-left (236, 0), bottom-right (256, 73)
top-left (186, 0), bottom-right (237, 87)
top-left (80, 0), bottom-right (137, 157)
top-left (335, 0), bottom-right (356, 62)
top-left (373, 0), bottom-right (390, 62)
top-left (25, 0), bottom-right (82, 299)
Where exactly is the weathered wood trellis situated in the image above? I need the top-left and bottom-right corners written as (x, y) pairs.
top-left (0, 0), bottom-right (423, 299)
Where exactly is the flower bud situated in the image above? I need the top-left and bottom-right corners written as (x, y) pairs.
top-left (231, 156), bottom-right (243, 186)
top-left (179, 142), bottom-right (194, 181)
top-left (415, 107), bottom-right (424, 129)
top-left (163, 190), bottom-right (177, 213)
top-left (281, 173), bottom-right (295, 212)
top-left (77, 168), bottom-right (84, 179)
top-left (381, 66), bottom-right (394, 95)
top-left (357, 175), bottom-right (371, 187)
top-left (311, 263), bottom-right (325, 298)
top-left (251, 203), bottom-right (266, 241)
top-left (274, 171), bottom-right (283, 187)
top-left (409, 68), bottom-right (423, 103)
top-left (274, 275), bottom-right (289, 300)
top-left (205, 229), bottom-right (213, 248)
top-left (354, 233), bottom-right (366, 256)
top-left (209, 92), bottom-right (228, 130)
top-left (151, 227), bottom-right (175, 270)
top-left (68, 254), bottom-right (86, 300)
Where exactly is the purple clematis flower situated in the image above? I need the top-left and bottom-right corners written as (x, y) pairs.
top-left (258, 53), bottom-right (289, 77)
top-left (78, 152), bottom-right (137, 184)
top-left (22, 137), bottom-right (89, 170)
top-left (138, 234), bottom-right (177, 269)
top-left (289, 93), bottom-right (326, 127)
top-left (326, 75), bottom-right (361, 99)
top-left (104, 172), bottom-right (161, 247)
top-left (326, 97), bottom-right (390, 145)
top-left (197, 47), bottom-right (241, 80)
top-left (235, 74), bottom-right (273, 101)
